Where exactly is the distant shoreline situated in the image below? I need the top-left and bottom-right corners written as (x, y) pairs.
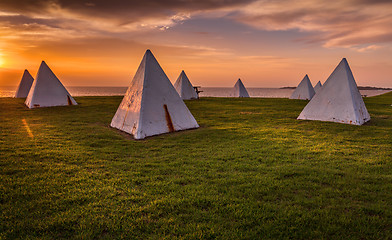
top-left (1, 85), bottom-right (392, 90)
top-left (280, 86), bottom-right (392, 90)
top-left (1, 86), bottom-right (391, 98)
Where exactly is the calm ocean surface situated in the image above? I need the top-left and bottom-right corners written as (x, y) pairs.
top-left (0, 86), bottom-right (390, 98)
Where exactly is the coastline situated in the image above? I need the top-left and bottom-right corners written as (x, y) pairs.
top-left (1, 86), bottom-right (391, 98)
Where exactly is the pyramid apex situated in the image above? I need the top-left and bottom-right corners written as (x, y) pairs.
top-left (40, 61), bottom-right (48, 67)
top-left (144, 49), bottom-right (156, 61)
top-left (180, 70), bottom-right (187, 78)
top-left (338, 58), bottom-right (350, 69)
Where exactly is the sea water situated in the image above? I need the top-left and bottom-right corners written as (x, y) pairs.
top-left (0, 86), bottom-right (390, 98)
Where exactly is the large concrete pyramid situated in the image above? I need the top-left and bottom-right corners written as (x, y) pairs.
top-left (174, 70), bottom-right (198, 100)
top-left (314, 81), bottom-right (322, 93)
top-left (290, 74), bottom-right (315, 100)
top-left (25, 61), bottom-right (77, 108)
top-left (233, 78), bottom-right (250, 97)
top-left (110, 50), bottom-right (199, 139)
top-left (298, 58), bottom-right (370, 125)
top-left (15, 69), bottom-right (34, 98)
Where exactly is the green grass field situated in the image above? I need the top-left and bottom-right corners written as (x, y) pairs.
top-left (1, 93), bottom-right (391, 239)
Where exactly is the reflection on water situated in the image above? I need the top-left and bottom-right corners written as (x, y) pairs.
top-left (0, 86), bottom-right (16, 98)
top-left (199, 88), bottom-right (294, 98)
top-left (0, 86), bottom-right (390, 98)
top-left (199, 87), bottom-right (391, 98)
top-left (68, 87), bottom-right (127, 96)
top-left (0, 86), bottom-right (128, 98)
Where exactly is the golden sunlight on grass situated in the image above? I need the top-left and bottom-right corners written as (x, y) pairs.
top-left (22, 119), bottom-right (34, 138)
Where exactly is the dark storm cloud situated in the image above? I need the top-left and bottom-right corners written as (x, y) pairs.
top-left (0, 0), bottom-right (255, 10)
top-left (0, 0), bottom-right (257, 39)
top-left (0, 0), bottom-right (256, 20)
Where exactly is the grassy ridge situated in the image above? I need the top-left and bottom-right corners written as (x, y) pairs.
top-left (1, 93), bottom-right (391, 239)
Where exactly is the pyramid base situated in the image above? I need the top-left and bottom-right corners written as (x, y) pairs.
top-left (111, 125), bottom-right (199, 140)
top-left (297, 116), bottom-right (370, 125)
top-left (26, 102), bottom-right (78, 109)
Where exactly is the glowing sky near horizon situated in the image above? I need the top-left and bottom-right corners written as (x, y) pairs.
top-left (0, 0), bottom-right (391, 87)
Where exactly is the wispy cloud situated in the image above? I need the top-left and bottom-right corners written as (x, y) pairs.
top-left (231, 0), bottom-right (392, 49)
top-left (351, 44), bottom-right (383, 52)
top-left (0, 0), bottom-right (255, 37)
top-left (1, 0), bottom-right (391, 51)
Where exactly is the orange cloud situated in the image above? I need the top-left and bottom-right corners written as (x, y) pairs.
top-left (232, 0), bottom-right (392, 48)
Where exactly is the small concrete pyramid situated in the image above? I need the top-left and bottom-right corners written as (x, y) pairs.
top-left (298, 58), bottom-right (370, 125)
top-left (110, 50), bottom-right (199, 139)
top-left (314, 81), bottom-right (322, 93)
top-left (290, 74), bottom-right (315, 100)
top-left (233, 78), bottom-right (250, 97)
top-left (25, 61), bottom-right (77, 108)
top-left (15, 70), bottom-right (34, 98)
top-left (174, 70), bottom-right (198, 100)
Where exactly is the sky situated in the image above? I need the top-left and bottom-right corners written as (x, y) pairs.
top-left (0, 0), bottom-right (391, 87)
